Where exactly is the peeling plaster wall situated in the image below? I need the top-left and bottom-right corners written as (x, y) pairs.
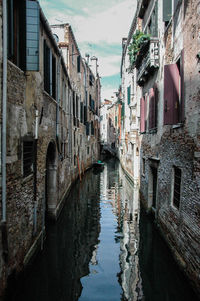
top-left (139, 0), bottom-right (200, 294)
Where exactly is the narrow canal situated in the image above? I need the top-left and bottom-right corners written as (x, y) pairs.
top-left (6, 159), bottom-right (198, 301)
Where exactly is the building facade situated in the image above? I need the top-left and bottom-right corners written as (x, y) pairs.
top-left (0, 0), bottom-right (100, 297)
top-left (121, 0), bottom-right (200, 294)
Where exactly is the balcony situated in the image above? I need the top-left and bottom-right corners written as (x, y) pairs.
top-left (136, 38), bottom-right (159, 86)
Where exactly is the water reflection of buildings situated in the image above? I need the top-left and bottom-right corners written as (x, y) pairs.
top-left (117, 165), bottom-right (143, 301)
top-left (6, 171), bottom-right (101, 301)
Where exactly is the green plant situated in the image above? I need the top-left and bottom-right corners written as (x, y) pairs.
top-left (128, 30), bottom-right (151, 66)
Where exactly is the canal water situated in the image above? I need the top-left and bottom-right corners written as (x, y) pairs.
top-left (6, 159), bottom-right (198, 301)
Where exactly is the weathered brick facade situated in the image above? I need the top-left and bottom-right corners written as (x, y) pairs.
top-left (0, 1), bottom-right (100, 298)
top-left (121, 0), bottom-right (200, 294)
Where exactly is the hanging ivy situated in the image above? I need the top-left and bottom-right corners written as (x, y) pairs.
top-left (128, 30), bottom-right (151, 67)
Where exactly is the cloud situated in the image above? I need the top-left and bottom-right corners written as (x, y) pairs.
top-left (101, 85), bottom-right (118, 102)
top-left (40, 0), bottom-right (136, 100)
top-left (42, 0), bottom-right (135, 44)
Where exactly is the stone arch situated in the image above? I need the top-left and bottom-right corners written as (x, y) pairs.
top-left (45, 141), bottom-right (58, 220)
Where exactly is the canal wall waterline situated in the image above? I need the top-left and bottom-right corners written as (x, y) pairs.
top-left (120, 160), bottom-right (200, 298)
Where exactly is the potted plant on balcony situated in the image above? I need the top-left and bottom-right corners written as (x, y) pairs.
top-left (128, 30), bottom-right (151, 69)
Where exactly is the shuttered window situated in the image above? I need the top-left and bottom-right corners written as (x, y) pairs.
top-left (84, 105), bottom-right (87, 125)
top-left (180, 50), bottom-right (184, 122)
top-left (80, 102), bottom-right (83, 123)
top-left (52, 55), bottom-right (56, 99)
top-left (140, 97), bottom-right (145, 133)
top-left (173, 167), bottom-right (181, 209)
top-left (127, 85), bottom-right (131, 105)
top-left (163, 59), bottom-right (184, 125)
top-left (149, 87), bottom-right (158, 130)
top-left (43, 40), bottom-right (50, 94)
top-left (77, 55), bottom-right (81, 73)
top-left (163, 0), bottom-right (172, 22)
top-left (144, 94), bottom-right (148, 131)
top-left (7, 0), bottom-right (26, 70)
top-left (26, 0), bottom-right (39, 71)
top-left (91, 121), bottom-right (94, 135)
top-left (86, 122), bottom-right (90, 136)
top-left (121, 102), bottom-right (125, 120)
top-left (89, 74), bottom-right (93, 86)
top-left (7, 0), bottom-right (39, 71)
top-left (43, 40), bottom-right (57, 98)
top-left (7, 0), bottom-right (14, 59)
top-left (174, 0), bottom-right (179, 11)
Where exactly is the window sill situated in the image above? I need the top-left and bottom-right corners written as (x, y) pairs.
top-left (149, 128), bottom-right (157, 134)
top-left (22, 174), bottom-right (33, 183)
top-left (172, 123), bottom-right (183, 129)
top-left (43, 90), bottom-right (57, 103)
top-left (8, 60), bottom-right (25, 75)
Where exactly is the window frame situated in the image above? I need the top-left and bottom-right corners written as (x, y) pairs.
top-left (171, 166), bottom-right (182, 210)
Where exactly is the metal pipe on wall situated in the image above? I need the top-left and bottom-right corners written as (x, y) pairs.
top-left (2, 0), bottom-right (8, 223)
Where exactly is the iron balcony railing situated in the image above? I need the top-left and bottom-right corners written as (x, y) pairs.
top-left (136, 37), bottom-right (159, 86)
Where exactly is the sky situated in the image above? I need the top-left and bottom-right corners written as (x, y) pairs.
top-left (39, 0), bottom-right (136, 101)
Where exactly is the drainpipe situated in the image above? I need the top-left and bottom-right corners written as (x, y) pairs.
top-left (56, 56), bottom-right (61, 157)
top-left (33, 110), bottom-right (39, 235)
top-left (1, 0), bottom-right (8, 262)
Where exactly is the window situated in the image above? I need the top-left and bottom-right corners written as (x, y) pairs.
top-left (149, 86), bottom-right (158, 130)
top-left (164, 52), bottom-right (184, 125)
top-left (87, 146), bottom-right (90, 155)
top-left (62, 80), bottom-right (66, 111)
top-left (89, 74), bottom-right (93, 86)
top-left (163, 0), bottom-right (172, 25)
top-left (150, 1), bottom-right (158, 37)
top-left (84, 105), bottom-right (87, 125)
top-left (80, 102), bottom-right (83, 123)
top-left (43, 40), bottom-right (57, 98)
top-left (23, 139), bottom-right (34, 177)
top-left (89, 94), bottom-right (92, 107)
top-left (86, 122), bottom-right (90, 135)
top-left (127, 85), bottom-right (131, 105)
top-left (61, 142), bottom-right (66, 159)
top-left (172, 166), bottom-right (182, 209)
top-left (91, 121), bottom-right (94, 135)
top-left (72, 44), bottom-right (74, 65)
top-left (7, 0), bottom-right (39, 71)
top-left (72, 92), bottom-right (76, 126)
top-left (77, 55), bottom-right (81, 73)
top-left (76, 95), bottom-right (79, 121)
top-left (140, 95), bottom-right (147, 133)
top-left (142, 158), bottom-right (145, 175)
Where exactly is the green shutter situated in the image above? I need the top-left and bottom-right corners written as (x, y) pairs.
top-left (26, 0), bottom-right (39, 71)
top-left (127, 85), bottom-right (131, 105)
top-left (174, 0), bottom-right (179, 11)
top-left (121, 102), bottom-right (125, 119)
top-left (163, 0), bottom-right (172, 22)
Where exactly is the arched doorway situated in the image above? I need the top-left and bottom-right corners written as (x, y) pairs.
top-left (45, 141), bottom-right (57, 220)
